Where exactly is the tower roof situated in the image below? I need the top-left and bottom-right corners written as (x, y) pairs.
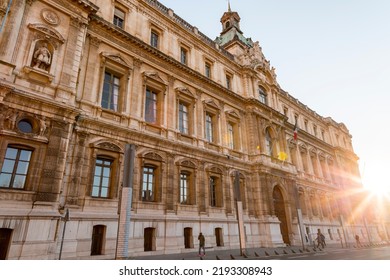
top-left (215, 4), bottom-right (253, 48)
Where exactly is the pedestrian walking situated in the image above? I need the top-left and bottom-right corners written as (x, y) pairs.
top-left (355, 234), bottom-right (362, 247)
top-left (315, 231), bottom-right (325, 249)
top-left (198, 232), bottom-right (205, 256)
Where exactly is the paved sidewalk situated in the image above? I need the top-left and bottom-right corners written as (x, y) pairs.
top-left (130, 242), bottom-right (387, 260)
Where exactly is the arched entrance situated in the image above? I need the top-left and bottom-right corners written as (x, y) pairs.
top-left (273, 186), bottom-right (290, 245)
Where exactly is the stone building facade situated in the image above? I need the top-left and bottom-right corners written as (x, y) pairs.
top-left (0, 0), bottom-right (385, 259)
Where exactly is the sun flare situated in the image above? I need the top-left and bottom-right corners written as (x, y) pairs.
top-left (362, 176), bottom-right (390, 196)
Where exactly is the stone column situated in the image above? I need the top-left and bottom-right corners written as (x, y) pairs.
top-left (259, 173), bottom-right (272, 216)
top-left (35, 120), bottom-right (72, 206)
top-left (165, 153), bottom-right (175, 211)
top-left (224, 170), bottom-right (233, 214)
top-left (64, 130), bottom-right (88, 206)
top-left (81, 34), bottom-right (101, 103)
top-left (56, 17), bottom-right (87, 103)
top-left (197, 161), bottom-right (206, 213)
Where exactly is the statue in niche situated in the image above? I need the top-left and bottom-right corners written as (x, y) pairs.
top-left (32, 42), bottom-right (51, 71)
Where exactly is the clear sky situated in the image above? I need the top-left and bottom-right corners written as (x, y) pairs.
top-left (159, 0), bottom-right (390, 194)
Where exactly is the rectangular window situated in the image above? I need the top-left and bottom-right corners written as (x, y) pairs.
top-left (226, 74), bottom-right (231, 89)
top-left (180, 173), bottom-right (189, 204)
top-left (102, 71), bottom-right (120, 111)
top-left (150, 30), bottom-right (159, 48)
top-left (227, 123), bottom-right (234, 149)
top-left (142, 166), bottom-right (155, 201)
top-left (205, 62), bottom-right (211, 78)
top-left (180, 47), bottom-right (187, 65)
top-left (205, 113), bottom-right (214, 142)
top-left (145, 88), bottom-right (158, 124)
top-left (178, 102), bottom-right (189, 134)
top-left (92, 158), bottom-right (112, 198)
top-left (113, 7), bottom-right (125, 29)
top-left (210, 177), bottom-right (217, 207)
top-left (259, 88), bottom-right (267, 104)
top-left (0, 146), bottom-right (32, 189)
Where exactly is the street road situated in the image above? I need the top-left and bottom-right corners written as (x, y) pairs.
top-left (261, 246), bottom-right (390, 260)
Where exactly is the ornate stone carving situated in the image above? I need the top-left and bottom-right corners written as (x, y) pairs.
top-left (0, 105), bottom-right (15, 130)
top-left (180, 160), bottom-right (196, 169)
top-left (31, 42), bottom-right (52, 71)
top-left (28, 23), bottom-right (66, 49)
top-left (41, 9), bottom-right (60, 26)
top-left (88, 34), bottom-right (101, 47)
top-left (144, 152), bottom-right (163, 162)
top-left (70, 16), bottom-right (87, 28)
top-left (96, 142), bottom-right (121, 152)
top-left (133, 58), bottom-right (143, 69)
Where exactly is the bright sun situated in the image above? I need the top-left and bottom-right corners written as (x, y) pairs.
top-left (362, 167), bottom-right (390, 196)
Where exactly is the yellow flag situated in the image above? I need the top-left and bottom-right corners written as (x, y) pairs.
top-left (278, 152), bottom-right (288, 161)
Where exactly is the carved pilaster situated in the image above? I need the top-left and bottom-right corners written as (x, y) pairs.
top-left (165, 153), bottom-right (175, 211)
top-left (133, 58), bottom-right (143, 69)
top-left (88, 34), bottom-right (101, 48)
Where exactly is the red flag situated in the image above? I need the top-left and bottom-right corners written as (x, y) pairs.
top-left (293, 121), bottom-right (298, 141)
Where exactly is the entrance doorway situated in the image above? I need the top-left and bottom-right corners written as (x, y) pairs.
top-left (273, 186), bottom-right (290, 245)
top-left (91, 225), bottom-right (106, 255)
top-left (144, 227), bottom-right (156, 251)
top-left (0, 228), bottom-right (13, 260)
top-left (184, 228), bottom-right (193, 248)
top-left (215, 228), bottom-right (224, 247)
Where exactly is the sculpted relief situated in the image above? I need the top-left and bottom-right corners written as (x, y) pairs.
top-left (32, 42), bottom-right (52, 71)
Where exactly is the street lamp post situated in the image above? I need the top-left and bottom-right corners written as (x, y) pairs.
top-left (58, 209), bottom-right (70, 260)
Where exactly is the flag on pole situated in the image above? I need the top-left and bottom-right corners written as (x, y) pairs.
top-left (277, 151), bottom-right (288, 162)
top-left (293, 121), bottom-right (298, 141)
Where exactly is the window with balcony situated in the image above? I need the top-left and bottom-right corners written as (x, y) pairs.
top-left (178, 102), bottom-right (189, 134)
top-left (209, 176), bottom-right (222, 207)
top-left (99, 53), bottom-right (131, 114)
top-left (145, 88), bottom-right (158, 124)
top-left (101, 71), bottom-right (120, 111)
top-left (205, 113), bottom-right (214, 142)
top-left (142, 166), bottom-right (156, 202)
